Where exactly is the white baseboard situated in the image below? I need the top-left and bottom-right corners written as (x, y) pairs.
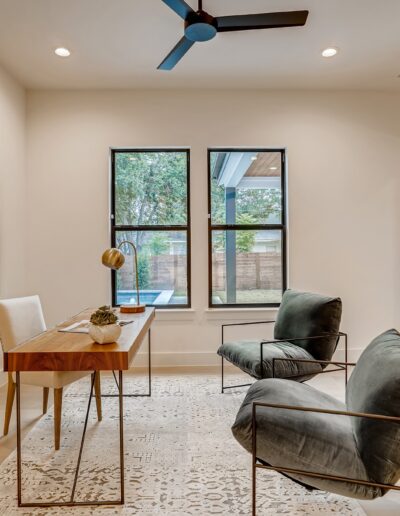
top-left (131, 348), bottom-right (363, 368)
top-left (132, 352), bottom-right (222, 368)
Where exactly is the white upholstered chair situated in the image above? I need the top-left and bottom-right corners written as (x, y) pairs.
top-left (0, 295), bottom-right (102, 450)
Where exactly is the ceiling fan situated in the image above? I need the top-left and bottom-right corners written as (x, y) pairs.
top-left (158, 0), bottom-right (309, 70)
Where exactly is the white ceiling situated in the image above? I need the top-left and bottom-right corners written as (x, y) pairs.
top-left (0, 0), bottom-right (400, 90)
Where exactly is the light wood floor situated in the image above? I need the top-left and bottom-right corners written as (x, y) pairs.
top-left (0, 368), bottom-right (399, 515)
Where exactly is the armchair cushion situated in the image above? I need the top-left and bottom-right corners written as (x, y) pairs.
top-left (232, 379), bottom-right (382, 500)
top-left (274, 290), bottom-right (342, 362)
top-left (346, 328), bottom-right (400, 488)
top-left (218, 340), bottom-right (323, 381)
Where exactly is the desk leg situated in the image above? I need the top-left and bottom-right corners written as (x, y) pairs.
top-left (16, 372), bottom-right (22, 506)
top-left (119, 370), bottom-right (125, 503)
top-left (148, 328), bottom-right (152, 397)
top-left (15, 370), bottom-right (125, 507)
top-left (103, 328), bottom-right (152, 398)
top-left (69, 372), bottom-right (96, 502)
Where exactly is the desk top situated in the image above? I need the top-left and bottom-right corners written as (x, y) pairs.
top-left (4, 307), bottom-right (155, 372)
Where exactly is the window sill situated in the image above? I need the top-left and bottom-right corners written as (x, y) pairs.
top-left (152, 307), bottom-right (278, 323)
top-left (204, 307), bottom-right (278, 321)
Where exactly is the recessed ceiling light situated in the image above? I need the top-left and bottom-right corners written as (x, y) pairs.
top-left (251, 156), bottom-right (258, 161)
top-left (322, 47), bottom-right (338, 58)
top-left (269, 166), bottom-right (278, 171)
top-left (55, 47), bottom-right (71, 57)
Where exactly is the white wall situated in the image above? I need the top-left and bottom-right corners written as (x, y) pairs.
top-left (0, 65), bottom-right (27, 383)
top-left (0, 66), bottom-right (26, 297)
top-left (26, 89), bottom-right (400, 365)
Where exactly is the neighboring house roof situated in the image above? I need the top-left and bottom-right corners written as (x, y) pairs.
top-left (212, 151), bottom-right (281, 189)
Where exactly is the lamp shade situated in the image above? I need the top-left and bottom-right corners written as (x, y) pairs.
top-left (102, 248), bottom-right (125, 270)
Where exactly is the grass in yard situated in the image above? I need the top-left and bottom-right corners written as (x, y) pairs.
top-left (214, 289), bottom-right (281, 304)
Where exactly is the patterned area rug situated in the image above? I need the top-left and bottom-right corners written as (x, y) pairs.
top-left (0, 374), bottom-right (365, 515)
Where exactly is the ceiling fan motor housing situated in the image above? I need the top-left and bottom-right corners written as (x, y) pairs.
top-left (184, 11), bottom-right (217, 42)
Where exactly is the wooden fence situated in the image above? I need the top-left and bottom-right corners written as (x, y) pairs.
top-left (119, 252), bottom-right (281, 291)
top-left (212, 252), bottom-right (282, 290)
top-left (119, 255), bottom-right (187, 291)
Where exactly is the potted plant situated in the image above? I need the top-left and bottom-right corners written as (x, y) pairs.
top-left (89, 305), bottom-right (121, 344)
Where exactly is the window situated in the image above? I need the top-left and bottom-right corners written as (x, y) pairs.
top-left (111, 149), bottom-right (190, 308)
top-left (208, 149), bottom-right (286, 307)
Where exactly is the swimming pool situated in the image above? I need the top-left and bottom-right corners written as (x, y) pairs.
top-left (116, 290), bottom-right (173, 305)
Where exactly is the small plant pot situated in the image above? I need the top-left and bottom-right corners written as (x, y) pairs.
top-left (89, 323), bottom-right (121, 344)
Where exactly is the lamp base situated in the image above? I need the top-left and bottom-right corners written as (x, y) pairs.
top-left (120, 304), bottom-right (146, 314)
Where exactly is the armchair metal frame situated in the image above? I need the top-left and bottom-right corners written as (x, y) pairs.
top-left (220, 319), bottom-right (348, 392)
top-left (251, 394), bottom-right (400, 515)
top-left (270, 332), bottom-right (349, 383)
top-left (221, 321), bottom-right (274, 393)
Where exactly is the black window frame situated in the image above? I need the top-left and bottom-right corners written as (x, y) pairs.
top-left (111, 148), bottom-right (191, 309)
top-left (207, 147), bottom-right (287, 308)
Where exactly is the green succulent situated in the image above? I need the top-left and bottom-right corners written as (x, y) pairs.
top-left (90, 305), bottom-right (118, 326)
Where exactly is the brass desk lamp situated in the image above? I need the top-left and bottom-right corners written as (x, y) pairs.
top-left (102, 240), bottom-right (146, 313)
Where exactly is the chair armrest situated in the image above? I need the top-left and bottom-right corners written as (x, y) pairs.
top-left (260, 332), bottom-right (349, 383)
top-left (252, 400), bottom-right (400, 423)
top-left (221, 320), bottom-right (275, 346)
top-left (222, 320), bottom-right (275, 329)
top-left (271, 357), bottom-right (356, 379)
top-left (272, 358), bottom-right (356, 367)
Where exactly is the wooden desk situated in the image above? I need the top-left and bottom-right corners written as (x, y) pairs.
top-left (4, 306), bottom-right (155, 508)
top-left (5, 307), bottom-right (154, 372)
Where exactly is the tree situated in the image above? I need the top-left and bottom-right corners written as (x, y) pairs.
top-left (212, 214), bottom-right (257, 254)
top-left (236, 214), bottom-right (256, 253)
top-left (137, 254), bottom-right (150, 290)
top-left (211, 178), bottom-right (282, 224)
top-left (147, 233), bottom-right (169, 256)
top-left (115, 152), bottom-right (187, 250)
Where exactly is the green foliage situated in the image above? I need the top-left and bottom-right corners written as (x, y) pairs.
top-left (212, 214), bottom-right (256, 254)
top-left (137, 254), bottom-right (150, 290)
top-left (237, 188), bottom-right (281, 221)
top-left (90, 306), bottom-right (118, 326)
top-left (115, 152), bottom-right (187, 244)
top-left (210, 179), bottom-right (282, 225)
top-left (236, 214), bottom-right (256, 253)
top-left (146, 233), bottom-right (169, 256)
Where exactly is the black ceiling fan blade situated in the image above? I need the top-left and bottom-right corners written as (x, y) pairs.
top-left (160, 0), bottom-right (194, 20)
top-left (158, 36), bottom-right (195, 70)
top-left (216, 10), bottom-right (309, 32)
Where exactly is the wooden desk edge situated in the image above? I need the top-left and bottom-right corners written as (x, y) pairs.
top-left (4, 308), bottom-right (155, 372)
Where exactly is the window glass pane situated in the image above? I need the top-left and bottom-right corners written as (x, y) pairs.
top-left (115, 230), bottom-right (188, 306)
top-left (115, 151), bottom-right (188, 226)
top-left (211, 229), bottom-right (282, 305)
top-left (210, 151), bottom-right (282, 225)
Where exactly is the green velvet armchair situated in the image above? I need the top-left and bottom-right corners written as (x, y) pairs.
top-left (232, 329), bottom-right (400, 515)
top-left (218, 289), bottom-right (346, 392)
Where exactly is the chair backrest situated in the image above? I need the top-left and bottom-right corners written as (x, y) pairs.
top-left (274, 289), bottom-right (342, 361)
top-left (0, 295), bottom-right (46, 352)
top-left (346, 329), bottom-right (400, 486)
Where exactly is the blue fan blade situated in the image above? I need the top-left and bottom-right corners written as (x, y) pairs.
top-left (161, 0), bottom-right (194, 20)
top-left (158, 36), bottom-right (194, 70)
